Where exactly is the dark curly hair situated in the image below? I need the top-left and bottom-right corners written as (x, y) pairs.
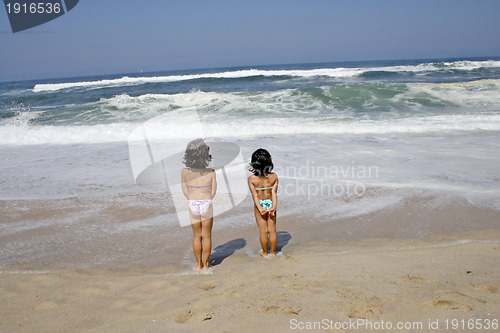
top-left (249, 148), bottom-right (274, 176)
top-left (183, 138), bottom-right (212, 168)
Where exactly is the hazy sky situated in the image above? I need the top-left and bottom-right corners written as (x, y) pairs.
top-left (1, 0), bottom-right (500, 82)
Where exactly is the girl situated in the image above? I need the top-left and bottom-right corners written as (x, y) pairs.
top-left (248, 148), bottom-right (278, 257)
top-left (181, 139), bottom-right (217, 271)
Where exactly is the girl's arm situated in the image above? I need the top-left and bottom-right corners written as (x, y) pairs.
top-left (210, 169), bottom-right (217, 199)
top-left (180, 169), bottom-right (190, 199)
top-left (269, 175), bottom-right (278, 216)
top-left (248, 177), bottom-right (266, 216)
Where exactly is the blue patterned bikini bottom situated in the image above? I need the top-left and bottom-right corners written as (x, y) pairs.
top-left (259, 199), bottom-right (272, 210)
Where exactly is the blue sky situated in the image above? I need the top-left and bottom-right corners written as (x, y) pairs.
top-left (1, 0), bottom-right (500, 82)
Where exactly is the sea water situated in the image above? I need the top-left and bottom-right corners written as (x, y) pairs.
top-left (1, 58), bottom-right (500, 269)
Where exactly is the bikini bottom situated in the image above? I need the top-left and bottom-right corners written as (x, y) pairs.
top-left (259, 199), bottom-right (272, 210)
top-left (188, 199), bottom-right (212, 217)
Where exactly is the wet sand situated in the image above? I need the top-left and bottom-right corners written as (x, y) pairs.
top-left (1, 227), bottom-right (499, 333)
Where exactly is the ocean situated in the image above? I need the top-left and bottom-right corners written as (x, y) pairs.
top-left (1, 57), bottom-right (500, 270)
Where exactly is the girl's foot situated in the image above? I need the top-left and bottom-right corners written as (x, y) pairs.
top-left (260, 252), bottom-right (268, 258)
top-left (203, 262), bottom-right (210, 271)
top-left (195, 263), bottom-right (202, 271)
top-left (269, 252), bottom-right (276, 257)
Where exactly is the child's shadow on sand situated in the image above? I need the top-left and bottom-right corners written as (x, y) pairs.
top-left (209, 238), bottom-right (247, 266)
top-left (276, 231), bottom-right (292, 253)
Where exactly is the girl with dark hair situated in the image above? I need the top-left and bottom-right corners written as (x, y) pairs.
top-left (181, 138), bottom-right (217, 271)
top-left (248, 148), bottom-right (278, 257)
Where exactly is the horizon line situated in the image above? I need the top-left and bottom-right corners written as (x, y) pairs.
top-left (2, 54), bottom-right (499, 85)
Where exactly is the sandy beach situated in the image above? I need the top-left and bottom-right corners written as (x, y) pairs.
top-left (2, 0), bottom-right (500, 330)
top-left (1, 226), bottom-right (499, 333)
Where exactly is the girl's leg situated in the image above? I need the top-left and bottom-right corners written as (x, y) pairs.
top-left (190, 211), bottom-right (202, 271)
top-left (200, 205), bottom-right (213, 270)
top-left (254, 206), bottom-right (269, 257)
top-left (267, 213), bottom-right (277, 256)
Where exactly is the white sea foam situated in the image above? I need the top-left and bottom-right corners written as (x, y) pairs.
top-left (144, 270), bottom-right (213, 277)
top-left (1, 113), bottom-right (499, 145)
top-left (32, 69), bottom-right (359, 92)
top-left (0, 122), bottom-right (135, 145)
top-left (320, 239), bottom-right (500, 257)
top-left (32, 60), bottom-right (500, 92)
top-left (399, 80), bottom-right (500, 109)
top-left (0, 270), bottom-right (52, 274)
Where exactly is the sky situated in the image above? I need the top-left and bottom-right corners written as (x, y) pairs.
top-left (1, 0), bottom-right (500, 82)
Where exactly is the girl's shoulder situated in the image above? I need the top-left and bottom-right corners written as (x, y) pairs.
top-left (248, 173), bottom-right (278, 188)
top-left (248, 174), bottom-right (258, 183)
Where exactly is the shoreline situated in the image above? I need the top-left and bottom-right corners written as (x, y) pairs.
top-left (2, 226), bottom-right (499, 275)
top-left (1, 195), bottom-right (499, 271)
top-left (2, 230), bottom-right (500, 274)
